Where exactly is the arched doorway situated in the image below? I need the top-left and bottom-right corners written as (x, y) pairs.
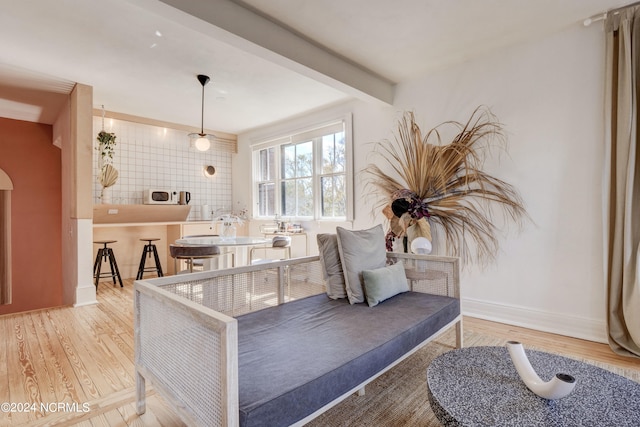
top-left (0, 167), bottom-right (13, 305)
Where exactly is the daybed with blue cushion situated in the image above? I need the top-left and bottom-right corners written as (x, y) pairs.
top-left (134, 225), bottom-right (462, 426)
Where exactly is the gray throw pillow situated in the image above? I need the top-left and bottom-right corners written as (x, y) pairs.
top-left (362, 262), bottom-right (409, 307)
top-left (317, 233), bottom-right (347, 299)
top-left (336, 225), bottom-right (387, 304)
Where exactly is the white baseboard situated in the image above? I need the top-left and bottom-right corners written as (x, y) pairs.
top-left (74, 285), bottom-right (98, 307)
top-left (462, 297), bottom-right (608, 344)
top-left (73, 219), bottom-right (97, 307)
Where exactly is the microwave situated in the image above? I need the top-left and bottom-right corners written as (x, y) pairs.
top-left (144, 189), bottom-right (177, 204)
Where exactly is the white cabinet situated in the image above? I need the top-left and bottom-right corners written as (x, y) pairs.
top-left (181, 222), bottom-right (217, 237)
top-left (178, 221), bottom-right (249, 238)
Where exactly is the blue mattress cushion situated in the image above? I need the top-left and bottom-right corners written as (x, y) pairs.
top-left (236, 291), bottom-right (460, 426)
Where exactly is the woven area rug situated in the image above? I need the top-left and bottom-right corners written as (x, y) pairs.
top-left (306, 329), bottom-right (640, 427)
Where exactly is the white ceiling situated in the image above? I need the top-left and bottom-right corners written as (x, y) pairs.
top-left (0, 0), bottom-right (630, 134)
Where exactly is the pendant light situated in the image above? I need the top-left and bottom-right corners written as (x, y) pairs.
top-left (188, 74), bottom-right (213, 151)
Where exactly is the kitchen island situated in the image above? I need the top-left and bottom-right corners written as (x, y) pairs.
top-left (93, 204), bottom-right (247, 278)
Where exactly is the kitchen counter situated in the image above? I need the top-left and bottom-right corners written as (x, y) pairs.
top-left (93, 204), bottom-right (192, 224)
top-left (92, 218), bottom-right (248, 278)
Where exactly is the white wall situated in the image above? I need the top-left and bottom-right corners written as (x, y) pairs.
top-left (93, 117), bottom-right (233, 220)
top-left (235, 22), bottom-right (608, 342)
top-left (392, 22), bottom-right (607, 342)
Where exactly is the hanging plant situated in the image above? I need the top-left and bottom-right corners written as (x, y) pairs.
top-left (95, 107), bottom-right (119, 203)
top-left (364, 106), bottom-right (529, 265)
top-left (97, 130), bottom-right (117, 164)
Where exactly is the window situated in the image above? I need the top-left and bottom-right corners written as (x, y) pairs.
top-left (253, 116), bottom-right (352, 220)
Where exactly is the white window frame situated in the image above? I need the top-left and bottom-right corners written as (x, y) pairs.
top-left (251, 114), bottom-right (353, 221)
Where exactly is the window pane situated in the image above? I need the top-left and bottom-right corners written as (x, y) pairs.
top-left (281, 178), bottom-right (313, 217)
top-left (322, 132), bottom-right (345, 174)
top-left (281, 180), bottom-right (296, 216)
top-left (259, 148), bottom-right (275, 181)
top-left (282, 141), bottom-right (313, 179)
top-left (282, 144), bottom-right (296, 179)
top-left (296, 141), bottom-right (313, 177)
top-left (297, 178), bottom-right (313, 216)
top-left (321, 175), bottom-right (346, 217)
top-left (258, 182), bottom-right (275, 216)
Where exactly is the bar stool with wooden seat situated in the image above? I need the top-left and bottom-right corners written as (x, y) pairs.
top-left (136, 238), bottom-right (164, 280)
top-left (169, 243), bottom-right (230, 273)
top-left (93, 240), bottom-right (123, 290)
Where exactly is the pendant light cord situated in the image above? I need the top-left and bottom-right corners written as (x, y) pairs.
top-left (196, 74), bottom-right (210, 137)
top-left (200, 85), bottom-right (205, 135)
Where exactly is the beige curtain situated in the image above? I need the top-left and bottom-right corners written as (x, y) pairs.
top-left (604, 6), bottom-right (640, 358)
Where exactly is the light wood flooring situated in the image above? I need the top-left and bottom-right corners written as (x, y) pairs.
top-left (1, 278), bottom-right (638, 426)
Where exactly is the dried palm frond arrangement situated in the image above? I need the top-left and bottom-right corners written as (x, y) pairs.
top-left (364, 106), bottom-right (528, 265)
top-left (98, 164), bottom-right (119, 203)
top-left (99, 164), bottom-right (119, 188)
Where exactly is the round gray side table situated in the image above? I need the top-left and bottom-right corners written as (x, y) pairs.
top-left (427, 346), bottom-right (640, 426)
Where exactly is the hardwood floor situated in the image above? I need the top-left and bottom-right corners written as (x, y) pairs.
top-left (464, 316), bottom-right (640, 371)
top-left (0, 278), bottom-right (638, 426)
top-left (0, 278), bottom-right (186, 427)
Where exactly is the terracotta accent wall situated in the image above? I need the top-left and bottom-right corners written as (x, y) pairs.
top-left (0, 117), bottom-right (62, 314)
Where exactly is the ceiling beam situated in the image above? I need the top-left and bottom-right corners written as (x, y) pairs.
top-left (146, 0), bottom-right (394, 105)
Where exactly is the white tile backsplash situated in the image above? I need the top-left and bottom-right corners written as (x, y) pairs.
top-left (93, 117), bottom-right (233, 221)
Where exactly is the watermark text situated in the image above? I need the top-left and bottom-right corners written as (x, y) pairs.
top-left (1, 402), bottom-right (90, 414)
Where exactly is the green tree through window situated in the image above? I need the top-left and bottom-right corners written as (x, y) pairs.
top-left (281, 140), bottom-right (313, 216)
top-left (320, 132), bottom-right (346, 217)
